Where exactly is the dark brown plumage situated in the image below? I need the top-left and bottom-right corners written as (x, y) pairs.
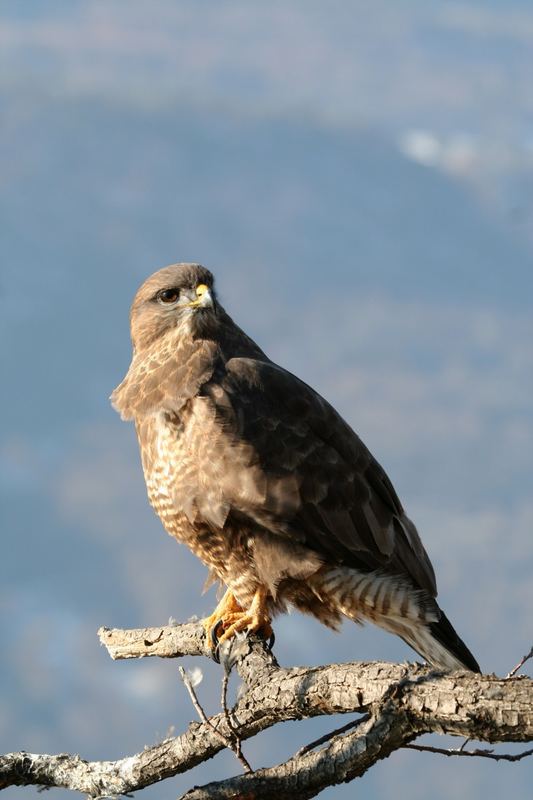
top-left (112, 263), bottom-right (480, 672)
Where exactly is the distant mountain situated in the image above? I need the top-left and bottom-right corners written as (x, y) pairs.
top-left (3, 92), bottom-right (532, 436)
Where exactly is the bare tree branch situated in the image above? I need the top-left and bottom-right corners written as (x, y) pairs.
top-left (178, 665), bottom-right (252, 773)
top-left (507, 644), bottom-right (533, 678)
top-left (179, 705), bottom-right (415, 800)
top-left (404, 743), bottom-right (533, 762)
top-left (295, 714), bottom-right (370, 757)
top-left (0, 622), bottom-right (531, 799)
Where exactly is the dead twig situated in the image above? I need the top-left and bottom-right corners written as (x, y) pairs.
top-left (507, 645), bottom-right (533, 679)
top-left (404, 743), bottom-right (533, 762)
top-left (220, 663), bottom-right (248, 770)
top-left (295, 714), bottom-right (371, 758)
top-left (178, 666), bottom-right (252, 773)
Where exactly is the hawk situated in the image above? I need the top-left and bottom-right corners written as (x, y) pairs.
top-left (112, 263), bottom-right (480, 672)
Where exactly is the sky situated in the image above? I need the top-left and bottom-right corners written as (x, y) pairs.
top-left (1, 3), bottom-right (532, 799)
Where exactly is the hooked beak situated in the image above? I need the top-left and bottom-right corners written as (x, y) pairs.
top-left (186, 283), bottom-right (213, 308)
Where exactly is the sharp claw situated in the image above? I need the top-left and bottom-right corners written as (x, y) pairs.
top-left (210, 619), bottom-right (223, 649)
top-left (267, 631), bottom-right (275, 651)
top-left (209, 620), bottom-right (224, 663)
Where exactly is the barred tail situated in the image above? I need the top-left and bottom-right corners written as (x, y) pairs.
top-left (313, 566), bottom-right (480, 672)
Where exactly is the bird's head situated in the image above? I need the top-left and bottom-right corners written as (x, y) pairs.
top-left (129, 263), bottom-right (218, 351)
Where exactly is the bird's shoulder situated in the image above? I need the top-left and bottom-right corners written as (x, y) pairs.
top-left (206, 356), bottom-right (391, 490)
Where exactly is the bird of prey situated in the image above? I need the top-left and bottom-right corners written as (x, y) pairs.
top-left (112, 263), bottom-right (480, 672)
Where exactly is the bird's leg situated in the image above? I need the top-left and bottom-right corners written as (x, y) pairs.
top-left (216, 586), bottom-right (273, 645)
top-left (201, 588), bottom-right (243, 647)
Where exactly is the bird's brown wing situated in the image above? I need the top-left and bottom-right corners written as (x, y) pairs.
top-left (198, 357), bottom-right (437, 597)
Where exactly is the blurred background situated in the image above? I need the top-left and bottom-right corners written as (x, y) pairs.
top-left (1, 2), bottom-right (532, 798)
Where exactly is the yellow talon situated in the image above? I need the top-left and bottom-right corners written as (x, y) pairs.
top-left (216, 587), bottom-right (272, 644)
top-left (201, 587), bottom-right (273, 650)
top-left (201, 589), bottom-right (242, 639)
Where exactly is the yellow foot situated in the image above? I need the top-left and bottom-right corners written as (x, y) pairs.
top-left (201, 589), bottom-right (243, 642)
top-left (202, 589), bottom-right (243, 661)
top-left (202, 587), bottom-right (274, 661)
top-left (217, 609), bottom-right (273, 645)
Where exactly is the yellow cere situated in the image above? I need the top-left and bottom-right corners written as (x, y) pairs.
top-left (196, 284), bottom-right (208, 297)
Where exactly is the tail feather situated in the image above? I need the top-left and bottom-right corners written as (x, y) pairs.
top-left (400, 608), bottom-right (480, 672)
top-left (314, 566), bottom-right (480, 671)
top-left (427, 608), bottom-right (480, 672)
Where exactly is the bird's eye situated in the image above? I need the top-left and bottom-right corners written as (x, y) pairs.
top-left (157, 288), bottom-right (180, 305)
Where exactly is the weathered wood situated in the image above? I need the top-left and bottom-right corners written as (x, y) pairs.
top-left (0, 622), bottom-right (531, 799)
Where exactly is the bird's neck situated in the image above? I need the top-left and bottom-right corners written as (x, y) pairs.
top-left (112, 310), bottom-right (269, 422)
top-left (111, 326), bottom-right (218, 421)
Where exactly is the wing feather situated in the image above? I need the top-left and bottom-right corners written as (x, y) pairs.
top-left (194, 356), bottom-right (437, 598)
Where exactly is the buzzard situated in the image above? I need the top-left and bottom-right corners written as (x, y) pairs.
top-left (112, 263), bottom-right (480, 672)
